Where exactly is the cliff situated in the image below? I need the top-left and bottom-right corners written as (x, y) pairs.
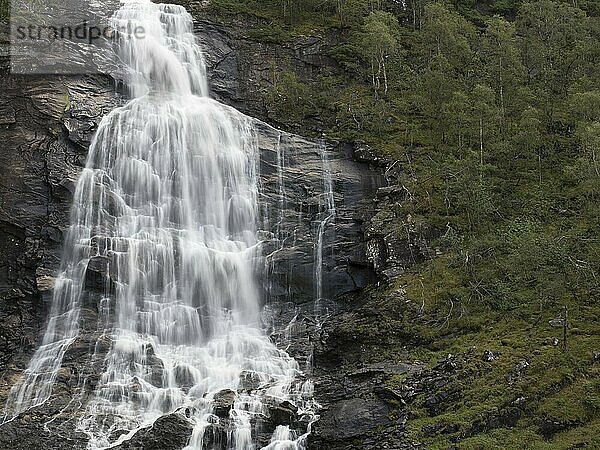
top-left (4, 2), bottom-right (591, 449)
top-left (0, 5), bottom-right (420, 448)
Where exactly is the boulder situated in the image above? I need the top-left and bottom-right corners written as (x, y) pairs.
top-left (213, 389), bottom-right (236, 417)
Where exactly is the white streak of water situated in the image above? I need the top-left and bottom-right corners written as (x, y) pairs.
top-left (313, 144), bottom-right (336, 309)
top-left (2, 1), bottom-right (317, 448)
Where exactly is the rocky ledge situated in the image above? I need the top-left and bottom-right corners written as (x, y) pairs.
top-left (0, 4), bottom-right (433, 449)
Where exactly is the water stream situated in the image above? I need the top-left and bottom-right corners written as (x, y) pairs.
top-left (2, 1), bottom-right (317, 448)
top-left (313, 144), bottom-right (336, 310)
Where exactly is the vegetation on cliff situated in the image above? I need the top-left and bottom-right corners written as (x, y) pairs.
top-left (210, 0), bottom-right (600, 448)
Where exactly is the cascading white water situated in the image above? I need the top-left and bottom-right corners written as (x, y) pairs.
top-left (2, 1), bottom-right (317, 448)
top-left (275, 133), bottom-right (287, 240)
top-left (313, 145), bottom-right (336, 306)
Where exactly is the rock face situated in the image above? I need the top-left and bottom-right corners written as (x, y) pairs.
top-left (114, 413), bottom-right (194, 450)
top-left (254, 123), bottom-right (384, 306)
top-left (0, 65), bottom-right (122, 402)
top-left (0, 5), bottom-right (423, 449)
top-left (187, 6), bottom-right (340, 128)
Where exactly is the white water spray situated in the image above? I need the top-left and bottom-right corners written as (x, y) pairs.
top-left (313, 144), bottom-right (336, 307)
top-left (2, 2), bottom-right (317, 448)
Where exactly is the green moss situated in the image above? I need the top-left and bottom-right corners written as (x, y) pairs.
top-left (61, 92), bottom-right (71, 115)
top-left (229, 1), bottom-right (600, 446)
top-left (538, 377), bottom-right (600, 422)
top-left (385, 373), bottom-right (409, 388)
top-left (0, 0), bottom-right (8, 22)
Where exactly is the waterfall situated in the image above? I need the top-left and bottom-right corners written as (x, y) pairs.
top-left (2, 1), bottom-right (317, 448)
top-left (275, 133), bottom-right (287, 240)
top-left (313, 144), bottom-right (336, 307)
top-left (265, 133), bottom-right (288, 304)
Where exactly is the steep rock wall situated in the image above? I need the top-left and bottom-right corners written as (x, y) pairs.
top-left (0, 6), bottom-right (428, 448)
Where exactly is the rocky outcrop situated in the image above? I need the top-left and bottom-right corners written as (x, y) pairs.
top-left (364, 181), bottom-right (438, 280)
top-left (189, 7), bottom-right (341, 128)
top-left (114, 413), bottom-right (194, 450)
top-left (0, 68), bottom-right (122, 405)
top-left (0, 4), bottom-right (429, 449)
top-left (303, 289), bottom-right (423, 450)
top-left (254, 124), bottom-right (384, 306)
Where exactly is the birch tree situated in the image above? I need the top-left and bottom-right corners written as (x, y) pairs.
top-left (482, 16), bottom-right (524, 125)
top-left (578, 122), bottom-right (600, 178)
top-left (421, 3), bottom-right (475, 70)
top-left (360, 11), bottom-right (399, 97)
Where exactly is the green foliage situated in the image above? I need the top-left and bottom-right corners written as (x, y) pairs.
top-left (0, 0), bottom-right (9, 22)
top-left (421, 2), bottom-right (476, 69)
top-left (207, 0), bottom-right (600, 445)
top-left (360, 11), bottom-right (400, 94)
top-left (265, 71), bottom-right (321, 125)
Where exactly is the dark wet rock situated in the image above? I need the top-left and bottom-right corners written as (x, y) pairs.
top-left (253, 129), bottom-right (385, 305)
top-left (350, 363), bottom-right (419, 378)
top-left (238, 370), bottom-right (262, 392)
top-left (486, 406), bottom-right (522, 429)
top-left (434, 355), bottom-right (458, 373)
top-left (267, 399), bottom-right (298, 426)
top-left (424, 391), bottom-right (456, 416)
top-left (0, 413), bottom-right (89, 450)
top-left (202, 421), bottom-right (230, 449)
top-left (84, 255), bottom-right (111, 292)
top-left (539, 418), bottom-right (579, 439)
top-left (376, 185), bottom-right (407, 198)
top-left (513, 396), bottom-right (526, 406)
top-left (422, 422), bottom-right (460, 436)
top-left (213, 389), bottom-right (236, 417)
top-left (374, 386), bottom-right (405, 403)
top-left (306, 292), bottom-right (429, 448)
top-left (173, 364), bottom-right (199, 391)
top-left (0, 72), bottom-right (121, 392)
top-left (353, 143), bottom-right (391, 167)
top-left (507, 359), bottom-right (530, 384)
top-left (35, 270), bottom-right (56, 292)
top-left (0, 104), bottom-right (16, 124)
top-left (365, 202), bottom-right (439, 280)
top-left (114, 413), bottom-right (193, 450)
top-left (311, 398), bottom-right (392, 442)
top-left (482, 349), bottom-right (496, 362)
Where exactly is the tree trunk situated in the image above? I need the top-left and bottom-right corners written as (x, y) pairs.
top-left (479, 117), bottom-right (484, 182)
top-left (382, 55), bottom-right (388, 95)
top-left (371, 59), bottom-right (377, 94)
top-left (593, 146), bottom-right (600, 177)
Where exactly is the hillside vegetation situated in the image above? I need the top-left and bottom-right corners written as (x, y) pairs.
top-left (215, 0), bottom-right (600, 447)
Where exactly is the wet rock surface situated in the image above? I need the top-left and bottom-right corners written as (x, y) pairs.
top-left (0, 67), bottom-right (122, 408)
top-left (253, 124), bottom-right (385, 305)
top-left (314, 397), bottom-right (393, 441)
top-left (305, 296), bottom-right (424, 450)
top-left (0, 5), bottom-right (429, 449)
top-left (213, 389), bottom-right (236, 417)
top-left (267, 399), bottom-right (299, 426)
top-left (114, 413), bottom-right (194, 450)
